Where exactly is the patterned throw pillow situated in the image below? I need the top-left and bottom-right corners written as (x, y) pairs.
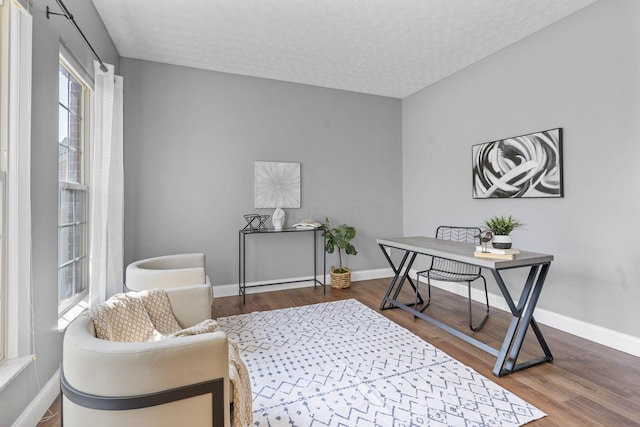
top-left (89, 289), bottom-right (216, 342)
top-left (89, 293), bottom-right (157, 342)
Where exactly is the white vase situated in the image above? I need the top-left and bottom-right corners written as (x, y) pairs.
top-left (272, 207), bottom-right (285, 230)
top-left (492, 234), bottom-right (512, 249)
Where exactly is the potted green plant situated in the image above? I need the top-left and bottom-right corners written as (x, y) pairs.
top-left (324, 217), bottom-right (357, 288)
top-left (482, 215), bottom-right (525, 249)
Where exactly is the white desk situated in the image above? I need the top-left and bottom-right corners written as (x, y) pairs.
top-left (377, 236), bottom-right (554, 377)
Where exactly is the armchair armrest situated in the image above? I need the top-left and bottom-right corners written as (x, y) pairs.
top-left (64, 316), bottom-right (229, 397)
top-left (134, 253), bottom-right (205, 269)
top-left (63, 314), bottom-right (231, 427)
top-left (125, 253), bottom-right (210, 290)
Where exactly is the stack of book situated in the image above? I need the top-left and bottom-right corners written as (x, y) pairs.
top-left (292, 219), bottom-right (323, 229)
top-left (473, 246), bottom-right (520, 260)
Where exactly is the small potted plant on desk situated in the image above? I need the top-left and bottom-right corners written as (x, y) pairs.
top-left (324, 217), bottom-right (357, 289)
top-left (483, 215), bottom-right (525, 249)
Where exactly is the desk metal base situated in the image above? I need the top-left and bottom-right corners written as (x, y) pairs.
top-left (239, 227), bottom-right (326, 304)
top-left (378, 237), bottom-right (553, 377)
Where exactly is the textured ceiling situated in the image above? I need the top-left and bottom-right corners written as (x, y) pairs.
top-left (91, 0), bottom-right (597, 99)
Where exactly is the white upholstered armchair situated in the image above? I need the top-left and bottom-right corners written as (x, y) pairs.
top-left (61, 285), bottom-right (231, 427)
top-left (125, 253), bottom-right (211, 292)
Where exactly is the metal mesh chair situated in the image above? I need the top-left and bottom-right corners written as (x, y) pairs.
top-left (415, 226), bottom-right (489, 331)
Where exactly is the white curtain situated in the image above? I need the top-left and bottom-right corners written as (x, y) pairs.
top-left (5, 1), bottom-right (33, 358)
top-left (89, 61), bottom-right (124, 306)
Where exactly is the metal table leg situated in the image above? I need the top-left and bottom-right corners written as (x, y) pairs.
top-left (322, 228), bottom-right (326, 293)
top-left (238, 230), bottom-right (246, 304)
top-left (312, 228), bottom-right (326, 294)
top-left (379, 244), bottom-right (423, 310)
top-left (491, 264), bottom-right (553, 376)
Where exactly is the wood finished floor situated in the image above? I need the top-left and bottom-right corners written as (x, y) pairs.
top-left (40, 278), bottom-right (640, 426)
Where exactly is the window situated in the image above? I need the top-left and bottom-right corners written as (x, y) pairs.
top-left (0, 0), bottom-right (7, 364)
top-left (58, 60), bottom-right (90, 314)
top-left (0, 0), bottom-right (33, 367)
top-left (0, 172), bottom-right (4, 362)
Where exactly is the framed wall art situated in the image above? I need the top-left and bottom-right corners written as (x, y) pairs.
top-left (254, 161), bottom-right (301, 208)
top-left (472, 128), bottom-right (564, 199)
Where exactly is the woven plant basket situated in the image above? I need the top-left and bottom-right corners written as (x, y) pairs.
top-left (330, 267), bottom-right (351, 289)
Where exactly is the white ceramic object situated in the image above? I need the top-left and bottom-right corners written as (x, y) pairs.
top-left (272, 207), bottom-right (285, 230)
top-left (492, 234), bottom-right (512, 249)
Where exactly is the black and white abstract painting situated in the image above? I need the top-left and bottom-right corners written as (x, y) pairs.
top-left (472, 128), bottom-right (563, 199)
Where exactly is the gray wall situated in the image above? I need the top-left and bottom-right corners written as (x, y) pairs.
top-left (402, 0), bottom-right (640, 338)
top-left (0, 0), bottom-right (119, 425)
top-left (121, 58), bottom-right (403, 286)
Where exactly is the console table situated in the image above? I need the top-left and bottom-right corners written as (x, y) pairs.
top-left (377, 236), bottom-right (554, 377)
top-left (238, 227), bottom-right (326, 304)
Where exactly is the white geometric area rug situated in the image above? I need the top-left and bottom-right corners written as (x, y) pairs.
top-left (217, 299), bottom-right (545, 427)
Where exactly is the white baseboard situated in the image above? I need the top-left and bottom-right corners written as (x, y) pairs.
top-left (212, 268), bottom-right (394, 298)
top-left (213, 277), bottom-right (319, 298)
top-left (12, 368), bottom-right (59, 427)
top-left (532, 306), bottom-right (640, 357)
top-left (352, 268), bottom-right (394, 281)
top-left (421, 273), bottom-right (640, 358)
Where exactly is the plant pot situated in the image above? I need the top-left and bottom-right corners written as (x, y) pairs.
top-left (330, 267), bottom-right (351, 289)
top-left (492, 235), bottom-right (512, 249)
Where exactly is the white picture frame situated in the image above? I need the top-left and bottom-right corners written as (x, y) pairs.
top-left (254, 161), bottom-right (301, 208)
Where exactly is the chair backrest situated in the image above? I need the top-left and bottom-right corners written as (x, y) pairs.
top-left (431, 226), bottom-right (482, 277)
top-left (125, 253), bottom-right (209, 291)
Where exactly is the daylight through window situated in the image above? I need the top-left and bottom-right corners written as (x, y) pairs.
top-left (58, 61), bottom-right (89, 313)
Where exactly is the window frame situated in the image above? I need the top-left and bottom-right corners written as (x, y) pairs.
top-left (0, 0), bottom-right (33, 367)
top-left (0, 0), bottom-right (7, 365)
top-left (0, 171), bottom-right (5, 362)
top-left (57, 54), bottom-right (92, 316)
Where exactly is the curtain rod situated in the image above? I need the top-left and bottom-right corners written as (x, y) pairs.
top-left (46, 0), bottom-right (108, 72)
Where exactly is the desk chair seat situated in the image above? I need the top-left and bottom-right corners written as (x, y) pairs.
top-left (415, 226), bottom-right (489, 332)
